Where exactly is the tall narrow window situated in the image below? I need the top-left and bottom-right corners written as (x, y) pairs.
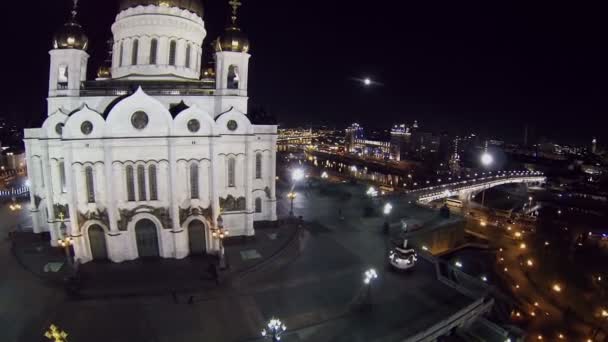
top-left (149, 165), bottom-right (158, 201)
top-left (255, 153), bottom-right (262, 179)
top-left (185, 44), bottom-right (191, 69)
top-left (190, 163), bottom-right (199, 199)
top-left (228, 65), bottom-right (239, 89)
top-left (169, 40), bottom-right (177, 66)
top-left (149, 38), bottom-right (158, 64)
top-left (126, 165), bottom-right (135, 202)
top-left (119, 42), bottom-right (124, 67)
top-left (59, 161), bottom-right (66, 193)
top-left (137, 165), bottom-right (146, 201)
top-left (255, 198), bottom-right (262, 213)
top-left (228, 158), bottom-right (236, 187)
top-left (131, 39), bottom-right (139, 65)
top-left (85, 166), bottom-right (95, 203)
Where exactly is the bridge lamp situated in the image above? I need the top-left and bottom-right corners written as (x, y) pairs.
top-left (481, 152), bottom-right (494, 166)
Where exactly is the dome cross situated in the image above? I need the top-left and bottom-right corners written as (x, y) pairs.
top-left (229, 0), bottom-right (242, 24)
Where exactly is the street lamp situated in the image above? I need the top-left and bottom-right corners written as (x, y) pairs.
top-left (56, 213), bottom-right (73, 267)
top-left (291, 168), bottom-right (304, 182)
top-left (287, 191), bottom-right (296, 216)
top-left (44, 324), bottom-right (68, 342)
top-left (211, 215), bottom-right (230, 270)
top-left (362, 268), bottom-right (378, 311)
top-left (261, 318), bottom-right (286, 342)
top-left (382, 203), bottom-right (392, 234)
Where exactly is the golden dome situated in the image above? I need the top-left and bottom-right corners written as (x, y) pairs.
top-left (119, 0), bottom-right (203, 17)
top-left (53, 20), bottom-right (88, 50)
top-left (215, 26), bottom-right (250, 53)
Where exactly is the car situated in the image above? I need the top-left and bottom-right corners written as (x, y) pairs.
top-left (388, 247), bottom-right (418, 271)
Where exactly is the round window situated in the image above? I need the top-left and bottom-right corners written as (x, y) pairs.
top-left (187, 119), bottom-right (200, 133)
top-left (81, 121), bottom-right (93, 135)
top-left (131, 111), bottom-right (149, 130)
top-left (55, 123), bottom-right (64, 135)
top-left (227, 120), bottom-right (238, 131)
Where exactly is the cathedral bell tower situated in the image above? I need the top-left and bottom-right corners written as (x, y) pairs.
top-left (214, 0), bottom-right (251, 97)
top-left (48, 0), bottom-right (89, 98)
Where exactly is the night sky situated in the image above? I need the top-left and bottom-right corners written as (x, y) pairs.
top-left (1, 0), bottom-right (606, 144)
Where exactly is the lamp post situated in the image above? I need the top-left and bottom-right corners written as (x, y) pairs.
top-left (383, 202), bottom-right (392, 234)
top-left (211, 215), bottom-right (230, 270)
top-left (287, 191), bottom-right (296, 217)
top-left (261, 318), bottom-right (287, 342)
top-left (363, 268), bottom-right (378, 311)
top-left (44, 324), bottom-right (68, 342)
top-left (479, 151), bottom-right (494, 207)
top-left (56, 213), bottom-right (73, 267)
top-left (288, 169), bottom-right (304, 217)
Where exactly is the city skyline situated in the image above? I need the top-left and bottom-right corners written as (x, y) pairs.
top-left (1, 1), bottom-right (606, 144)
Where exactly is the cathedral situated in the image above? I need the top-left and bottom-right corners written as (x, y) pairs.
top-left (23, 0), bottom-right (278, 263)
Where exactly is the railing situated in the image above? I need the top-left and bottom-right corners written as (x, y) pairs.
top-left (0, 186), bottom-right (29, 200)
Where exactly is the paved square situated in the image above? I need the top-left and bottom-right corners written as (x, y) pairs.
top-left (240, 249), bottom-right (262, 260)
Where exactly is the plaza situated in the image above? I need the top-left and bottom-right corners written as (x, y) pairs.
top-left (0, 179), bottom-right (495, 342)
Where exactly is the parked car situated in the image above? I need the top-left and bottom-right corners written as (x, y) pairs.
top-left (388, 247), bottom-right (418, 271)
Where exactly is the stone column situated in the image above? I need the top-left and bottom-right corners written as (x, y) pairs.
top-left (103, 143), bottom-right (118, 233)
top-left (41, 142), bottom-right (58, 246)
top-left (210, 138), bottom-right (221, 253)
top-left (244, 136), bottom-right (254, 236)
top-left (25, 141), bottom-right (41, 233)
top-left (168, 138), bottom-right (180, 257)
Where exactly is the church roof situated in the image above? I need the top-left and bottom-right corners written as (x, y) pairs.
top-left (119, 0), bottom-right (203, 17)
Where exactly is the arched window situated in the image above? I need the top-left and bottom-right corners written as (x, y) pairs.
top-left (137, 165), bottom-right (146, 201)
top-left (255, 197), bottom-right (262, 213)
top-left (169, 40), bottom-right (177, 66)
top-left (185, 44), bottom-right (191, 69)
top-left (227, 158), bottom-right (236, 187)
top-left (227, 65), bottom-right (239, 89)
top-left (190, 163), bottom-right (199, 199)
top-left (126, 165), bottom-right (135, 201)
top-left (255, 153), bottom-right (262, 179)
top-left (149, 39), bottom-right (158, 64)
top-left (85, 166), bottom-right (95, 203)
top-left (59, 161), bottom-right (66, 193)
top-left (58, 65), bottom-right (68, 88)
top-left (119, 42), bottom-right (124, 67)
top-left (131, 39), bottom-right (139, 65)
top-left (149, 164), bottom-right (158, 201)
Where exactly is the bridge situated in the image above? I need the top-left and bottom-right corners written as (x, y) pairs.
top-left (407, 170), bottom-right (546, 203)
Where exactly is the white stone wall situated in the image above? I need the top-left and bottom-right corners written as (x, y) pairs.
top-left (25, 88), bottom-right (277, 263)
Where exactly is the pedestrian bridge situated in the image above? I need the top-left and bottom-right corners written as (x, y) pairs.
top-left (409, 171), bottom-right (546, 204)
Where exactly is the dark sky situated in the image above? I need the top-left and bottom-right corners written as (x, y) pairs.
top-left (1, 0), bottom-right (606, 144)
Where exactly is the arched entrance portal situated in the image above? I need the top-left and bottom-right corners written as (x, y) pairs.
top-left (135, 219), bottom-right (160, 258)
top-left (188, 220), bottom-right (207, 255)
top-left (89, 225), bottom-right (108, 260)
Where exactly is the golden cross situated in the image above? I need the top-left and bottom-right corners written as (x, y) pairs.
top-left (228, 0), bottom-right (242, 24)
top-left (44, 324), bottom-right (68, 342)
top-left (58, 212), bottom-right (65, 221)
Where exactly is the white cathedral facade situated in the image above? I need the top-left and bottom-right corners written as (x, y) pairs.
top-left (24, 0), bottom-right (278, 263)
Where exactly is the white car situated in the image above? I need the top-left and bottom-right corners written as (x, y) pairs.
top-left (388, 247), bottom-right (418, 271)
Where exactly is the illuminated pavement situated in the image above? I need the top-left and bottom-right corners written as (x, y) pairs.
top-left (2, 182), bottom-right (479, 342)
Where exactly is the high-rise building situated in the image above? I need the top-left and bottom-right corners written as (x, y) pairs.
top-left (24, 0), bottom-right (277, 263)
